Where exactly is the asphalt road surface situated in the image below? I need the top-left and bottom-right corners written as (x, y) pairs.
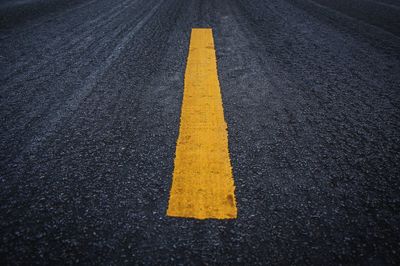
top-left (1, 0), bottom-right (400, 264)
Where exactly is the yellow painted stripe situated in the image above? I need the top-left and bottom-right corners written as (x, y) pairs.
top-left (167, 28), bottom-right (237, 220)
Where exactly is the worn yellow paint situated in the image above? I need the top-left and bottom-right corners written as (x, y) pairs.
top-left (167, 28), bottom-right (237, 220)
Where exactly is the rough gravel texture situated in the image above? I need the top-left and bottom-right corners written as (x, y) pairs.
top-left (1, 0), bottom-right (400, 264)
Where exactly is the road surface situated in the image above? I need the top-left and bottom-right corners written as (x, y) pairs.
top-left (1, 0), bottom-right (400, 264)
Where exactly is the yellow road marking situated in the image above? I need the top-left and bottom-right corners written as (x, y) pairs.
top-left (167, 28), bottom-right (237, 220)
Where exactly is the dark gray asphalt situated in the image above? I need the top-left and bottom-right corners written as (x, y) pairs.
top-left (1, 0), bottom-right (400, 264)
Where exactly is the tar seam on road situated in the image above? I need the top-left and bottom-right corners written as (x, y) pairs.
top-left (167, 28), bottom-right (237, 220)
